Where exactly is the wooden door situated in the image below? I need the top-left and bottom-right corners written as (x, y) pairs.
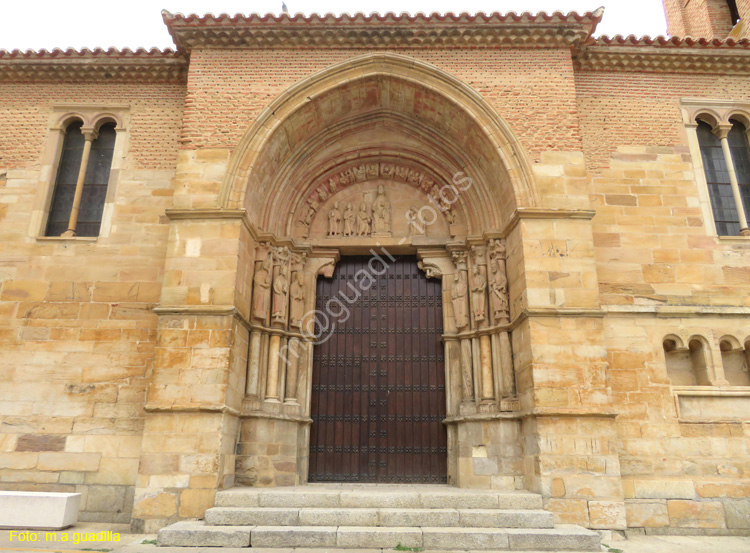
top-left (309, 255), bottom-right (447, 483)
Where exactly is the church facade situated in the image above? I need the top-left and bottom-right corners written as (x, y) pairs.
top-left (1, 1), bottom-right (750, 535)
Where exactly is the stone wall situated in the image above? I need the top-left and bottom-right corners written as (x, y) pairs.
top-left (0, 81), bottom-right (184, 523)
top-left (577, 69), bottom-right (750, 534)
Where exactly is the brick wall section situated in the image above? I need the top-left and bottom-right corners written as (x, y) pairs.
top-left (0, 82), bottom-right (184, 522)
top-left (663, 0), bottom-right (735, 37)
top-left (180, 48), bottom-right (583, 162)
top-left (0, 83), bottom-right (183, 171)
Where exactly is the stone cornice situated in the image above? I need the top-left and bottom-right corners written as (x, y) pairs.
top-left (574, 45), bottom-right (750, 74)
top-left (162, 10), bottom-right (603, 52)
top-left (0, 48), bottom-right (187, 82)
top-left (575, 35), bottom-right (750, 74)
top-left (604, 305), bottom-right (750, 317)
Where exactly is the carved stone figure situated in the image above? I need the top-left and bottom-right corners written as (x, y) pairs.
top-left (489, 238), bottom-right (506, 260)
top-left (343, 203), bottom-right (355, 237)
top-left (490, 258), bottom-right (509, 322)
top-left (290, 271), bottom-right (305, 329)
top-left (407, 205), bottom-right (425, 236)
top-left (356, 201), bottom-right (371, 236)
top-left (451, 271), bottom-right (469, 329)
top-left (445, 208), bottom-right (456, 225)
top-left (372, 184), bottom-right (391, 234)
top-left (327, 201), bottom-right (342, 236)
top-left (317, 186), bottom-right (329, 202)
top-left (252, 254), bottom-right (273, 320)
top-left (471, 265), bottom-right (487, 322)
top-left (272, 265), bottom-right (289, 323)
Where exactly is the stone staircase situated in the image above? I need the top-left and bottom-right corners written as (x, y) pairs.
top-left (158, 484), bottom-right (601, 551)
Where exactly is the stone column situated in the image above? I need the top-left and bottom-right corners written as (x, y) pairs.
top-left (61, 127), bottom-right (96, 237)
top-left (715, 123), bottom-right (750, 236)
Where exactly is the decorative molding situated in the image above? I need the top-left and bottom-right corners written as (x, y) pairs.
top-left (153, 305), bottom-right (252, 331)
top-left (165, 208), bottom-right (258, 240)
top-left (0, 48), bottom-right (187, 82)
top-left (574, 46), bottom-right (750, 74)
top-left (144, 404), bottom-right (241, 416)
top-left (604, 305), bottom-right (750, 317)
top-left (508, 307), bottom-right (606, 331)
top-left (502, 208), bottom-right (596, 237)
top-left (238, 409), bottom-right (312, 424)
top-left (162, 10), bottom-right (603, 53)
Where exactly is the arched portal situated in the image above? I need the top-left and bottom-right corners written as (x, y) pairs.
top-left (233, 52), bottom-right (534, 488)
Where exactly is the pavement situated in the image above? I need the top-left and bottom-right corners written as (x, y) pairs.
top-left (0, 523), bottom-right (749, 553)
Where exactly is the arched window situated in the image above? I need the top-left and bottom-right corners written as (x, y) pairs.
top-left (696, 119), bottom-right (750, 236)
top-left (720, 338), bottom-right (750, 386)
top-left (663, 336), bottom-right (712, 386)
top-left (45, 121), bottom-right (116, 237)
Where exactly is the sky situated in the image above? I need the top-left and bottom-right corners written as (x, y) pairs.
top-left (0, 1), bottom-right (668, 51)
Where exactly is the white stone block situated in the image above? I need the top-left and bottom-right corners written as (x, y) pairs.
top-left (0, 491), bottom-right (81, 530)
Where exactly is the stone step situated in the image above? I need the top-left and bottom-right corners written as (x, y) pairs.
top-left (157, 520), bottom-right (252, 548)
top-left (215, 486), bottom-right (544, 510)
top-left (251, 525), bottom-right (601, 551)
top-left (205, 506), bottom-right (555, 528)
top-left (158, 521), bottom-right (600, 551)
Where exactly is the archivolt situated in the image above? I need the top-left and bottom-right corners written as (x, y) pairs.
top-left (219, 52), bottom-right (538, 232)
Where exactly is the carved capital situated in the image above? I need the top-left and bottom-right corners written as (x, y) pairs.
top-left (417, 260), bottom-right (442, 279)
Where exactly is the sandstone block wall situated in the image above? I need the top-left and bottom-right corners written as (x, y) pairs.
top-left (0, 81), bottom-right (184, 522)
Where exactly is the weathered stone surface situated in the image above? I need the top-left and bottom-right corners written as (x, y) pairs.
top-left (340, 491), bottom-right (421, 509)
top-left (506, 526), bottom-right (601, 551)
top-left (589, 500), bottom-right (627, 530)
top-left (158, 520), bottom-right (251, 547)
top-left (15, 434), bottom-right (66, 452)
top-left (626, 500), bottom-right (670, 528)
top-left (422, 527), bottom-right (509, 550)
top-left (458, 508), bottom-right (555, 529)
top-left (379, 508), bottom-right (458, 527)
top-left (723, 499), bottom-right (750, 529)
top-left (251, 526), bottom-right (337, 548)
top-left (206, 506), bottom-right (300, 526)
top-left (633, 480), bottom-right (695, 500)
top-left (337, 527), bottom-right (422, 549)
top-left (667, 500), bottom-right (726, 529)
top-left (299, 507), bottom-right (378, 526)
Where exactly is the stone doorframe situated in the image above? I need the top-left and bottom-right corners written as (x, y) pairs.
top-left (232, 232), bottom-right (520, 489)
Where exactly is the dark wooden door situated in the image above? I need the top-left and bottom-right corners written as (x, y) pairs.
top-left (309, 255), bottom-right (447, 483)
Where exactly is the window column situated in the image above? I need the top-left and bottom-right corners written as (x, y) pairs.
top-left (61, 127), bottom-right (97, 238)
top-left (714, 123), bottom-right (750, 236)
